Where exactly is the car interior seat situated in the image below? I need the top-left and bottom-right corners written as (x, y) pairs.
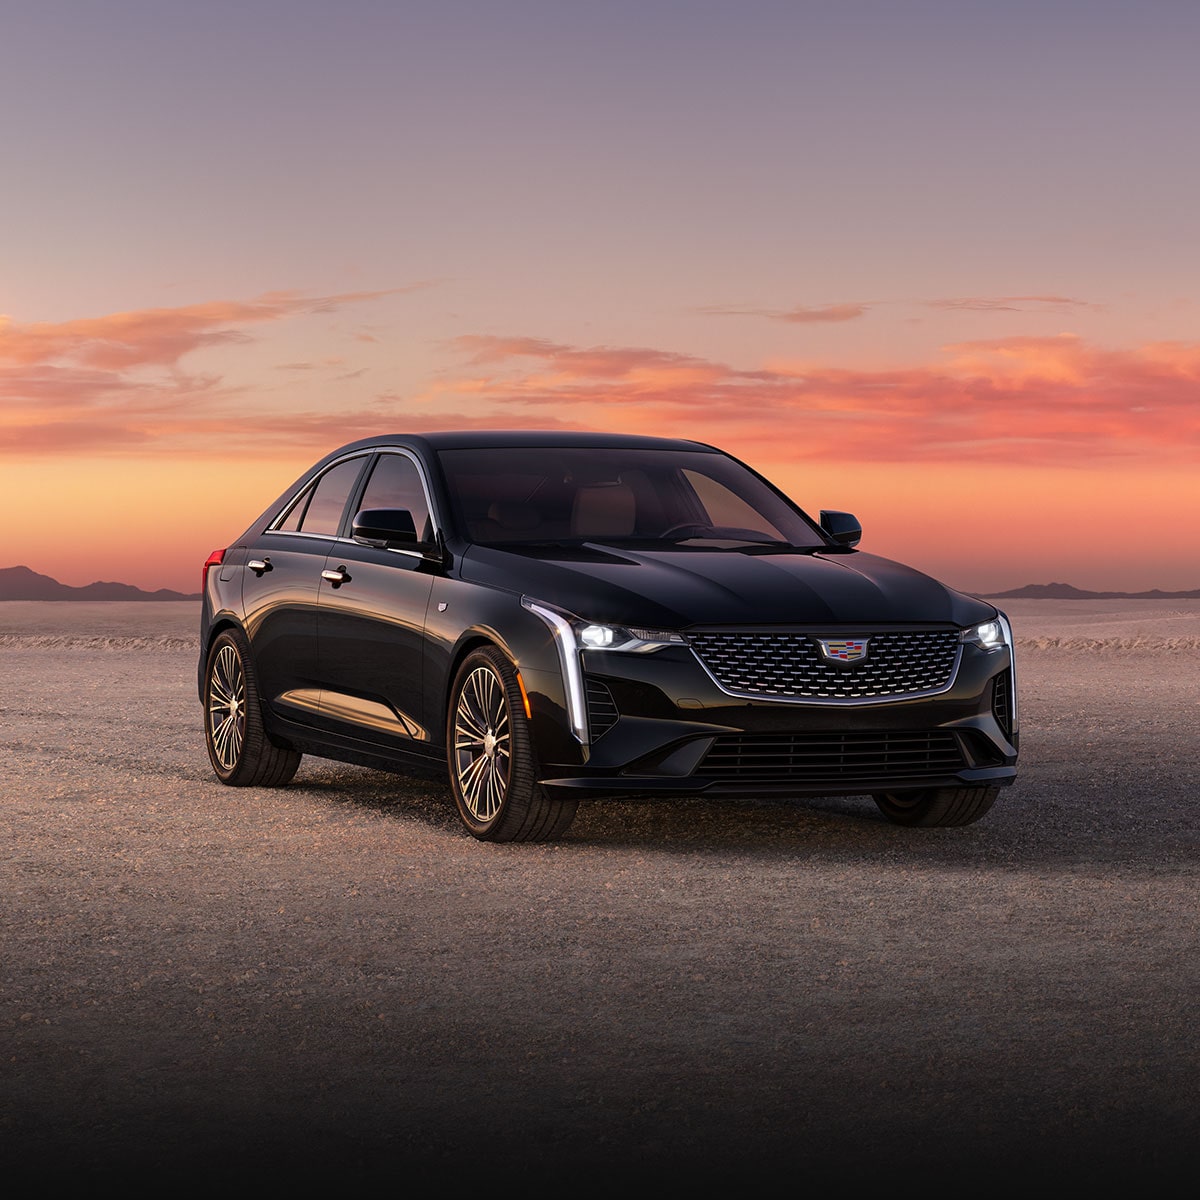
top-left (570, 482), bottom-right (637, 539)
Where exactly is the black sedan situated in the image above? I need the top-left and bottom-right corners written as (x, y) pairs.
top-left (200, 431), bottom-right (1018, 841)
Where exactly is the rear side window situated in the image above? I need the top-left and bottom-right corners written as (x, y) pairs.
top-left (278, 458), bottom-right (366, 536)
top-left (359, 453), bottom-right (433, 542)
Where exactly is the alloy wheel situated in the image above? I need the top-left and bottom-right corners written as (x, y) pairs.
top-left (208, 642), bottom-right (246, 771)
top-left (452, 664), bottom-right (512, 822)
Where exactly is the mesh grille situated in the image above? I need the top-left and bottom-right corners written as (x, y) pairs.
top-left (687, 628), bottom-right (960, 700)
top-left (699, 731), bottom-right (966, 782)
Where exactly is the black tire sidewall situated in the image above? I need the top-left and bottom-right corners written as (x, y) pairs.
top-left (874, 786), bottom-right (999, 828)
top-left (203, 627), bottom-right (300, 787)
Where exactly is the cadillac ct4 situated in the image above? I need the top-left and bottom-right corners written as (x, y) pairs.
top-left (200, 431), bottom-right (1018, 841)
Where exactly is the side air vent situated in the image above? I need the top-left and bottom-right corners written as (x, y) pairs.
top-left (992, 670), bottom-right (1013, 736)
top-left (586, 677), bottom-right (619, 739)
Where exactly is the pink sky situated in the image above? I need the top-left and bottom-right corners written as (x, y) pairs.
top-left (2, 3), bottom-right (1197, 594)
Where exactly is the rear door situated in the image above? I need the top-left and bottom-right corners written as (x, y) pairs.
top-left (242, 454), bottom-right (370, 725)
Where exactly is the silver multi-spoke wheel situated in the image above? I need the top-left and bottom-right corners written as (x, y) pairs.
top-left (446, 646), bottom-right (577, 842)
top-left (203, 629), bottom-right (301, 787)
top-left (208, 643), bottom-right (246, 771)
top-left (453, 664), bottom-right (512, 822)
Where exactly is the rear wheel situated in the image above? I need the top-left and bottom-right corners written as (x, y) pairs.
top-left (872, 786), bottom-right (999, 828)
top-left (204, 629), bottom-right (301, 787)
top-left (447, 646), bottom-right (577, 842)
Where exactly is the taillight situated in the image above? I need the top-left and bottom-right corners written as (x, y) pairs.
top-left (203, 548), bottom-right (226, 588)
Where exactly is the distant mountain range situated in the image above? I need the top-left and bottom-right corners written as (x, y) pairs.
top-left (982, 582), bottom-right (1200, 600)
top-left (0, 566), bottom-right (200, 602)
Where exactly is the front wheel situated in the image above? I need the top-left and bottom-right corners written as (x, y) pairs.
top-left (204, 629), bottom-right (301, 787)
top-left (447, 646), bottom-right (577, 842)
top-left (872, 786), bottom-right (1000, 828)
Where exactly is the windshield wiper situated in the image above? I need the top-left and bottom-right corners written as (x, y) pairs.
top-left (728, 540), bottom-right (821, 554)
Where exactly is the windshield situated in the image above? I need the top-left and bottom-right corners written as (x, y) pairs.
top-left (436, 446), bottom-right (827, 549)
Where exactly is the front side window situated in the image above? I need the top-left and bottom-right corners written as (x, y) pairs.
top-left (358, 453), bottom-right (433, 542)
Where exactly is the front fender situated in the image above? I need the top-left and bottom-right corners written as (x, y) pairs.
top-left (423, 580), bottom-right (581, 765)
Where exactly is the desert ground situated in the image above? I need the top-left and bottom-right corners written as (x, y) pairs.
top-left (1, 598), bottom-right (1197, 1183)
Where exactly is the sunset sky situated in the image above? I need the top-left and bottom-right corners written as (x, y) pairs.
top-left (2, 1), bottom-right (1197, 595)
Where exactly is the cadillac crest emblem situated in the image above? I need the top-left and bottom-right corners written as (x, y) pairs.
top-left (817, 637), bottom-right (870, 664)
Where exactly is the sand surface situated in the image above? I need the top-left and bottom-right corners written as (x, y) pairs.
top-left (2, 600), bottom-right (1197, 1183)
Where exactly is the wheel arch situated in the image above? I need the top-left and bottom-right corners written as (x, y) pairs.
top-left (197, 614), bottom-right (246, 701)
top-left (443, 631), bottom-right (510, 721)
top-left (443, 636), bottom-right (577, 842)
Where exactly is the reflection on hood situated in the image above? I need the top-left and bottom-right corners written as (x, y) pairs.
top-left (463, 542), bottom-right (994, 628)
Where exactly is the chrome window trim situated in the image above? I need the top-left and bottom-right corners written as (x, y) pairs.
top-left (266, 446), bottom-right (445, 543)
top-left (267, 451), bottom-right (371, 534)
top-left (358, 446), bottom-right (444, 541)
top-left (264, 529), bottom-right (340, 542)
top-left (271, 490), bottom-right (311, 532)
top-left (263, 529), bottom-right (425, 559)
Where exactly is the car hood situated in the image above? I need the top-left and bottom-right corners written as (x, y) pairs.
top-left (461, 542), bottom-right (996, 628)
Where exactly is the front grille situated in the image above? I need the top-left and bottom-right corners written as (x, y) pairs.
top-left (586, 677), bottom-right (619, 739)
top-left (699, 731), bottom-right (966, 782)
top-left (687, 628), bottom-right (960, 701)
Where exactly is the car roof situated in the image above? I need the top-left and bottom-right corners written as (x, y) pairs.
top-left (327, 430), bottom-right (719, 455)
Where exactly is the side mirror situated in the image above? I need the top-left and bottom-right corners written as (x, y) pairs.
top-left (819, 510), bottom-right (862, 547)
top-left (352, 508), bottom-right (419, 549)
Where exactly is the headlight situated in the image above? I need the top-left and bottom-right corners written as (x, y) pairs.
top-left (522, 598), bottom-right (685, 745)
top-left (960, 617), bottom-right (1010, 651)
top-left (579, 622), bottom-right (685, 652)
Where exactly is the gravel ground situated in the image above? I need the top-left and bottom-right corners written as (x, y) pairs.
top-left (1, 602), bottom-right (1197, 1184)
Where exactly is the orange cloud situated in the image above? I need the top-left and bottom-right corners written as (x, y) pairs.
top-left (0, 288), bottom-right (419, 371)
top-left (928, 295), bottom-right (1097, 313)
top-left (419, 333), bottom-right (1200, 466)
top-left (699, 302), bottom-right (869, 323)
top-left (4, 295), bottom-right (1198, 471)
top-left (0, 288), bottom-right (428, 457)
top-left (451, 335), bottom-right (714, 378)
top-left (701, 294), bottom-right (1098, 322)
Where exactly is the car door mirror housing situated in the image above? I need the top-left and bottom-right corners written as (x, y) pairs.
top-left (819, 509), bottom-right (862, 546)
top-left (352, 508), bottom-right (420, 548)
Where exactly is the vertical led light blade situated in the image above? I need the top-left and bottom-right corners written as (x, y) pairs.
top-left (522, 599), bottom-right (589, 744)
top-left (998, 612), bottom-right (1018, 733)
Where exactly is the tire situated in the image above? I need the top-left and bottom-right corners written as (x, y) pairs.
top-left (203, 629), bottom-right (302, 787)
top-left (872, 786), bottom-right (999, 828)
top-left (447, 646), bottom-right (577, 843)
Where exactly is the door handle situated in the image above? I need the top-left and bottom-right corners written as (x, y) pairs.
top-left (321, 567), bottom-right (350, 586)
top-left (248, 558), bottom-right (271, 575)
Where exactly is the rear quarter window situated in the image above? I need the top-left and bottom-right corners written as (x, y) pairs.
top-left (274, 457), bottom-right (367, 536)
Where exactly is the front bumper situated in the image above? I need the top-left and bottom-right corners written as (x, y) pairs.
top-left (523, 638), bottom-right (1018, 799)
